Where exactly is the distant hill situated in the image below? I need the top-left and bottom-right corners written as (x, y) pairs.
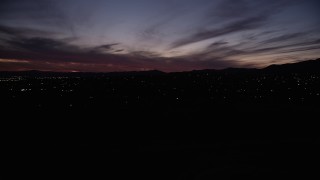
top-left (188, 58), bottom-right (320, 74)
top-left (263, 58), bottom-right (320, 73)
top-left (0, 58), bottom-right (319, 76)
top-left (0, 69), bottom-right (166, 77)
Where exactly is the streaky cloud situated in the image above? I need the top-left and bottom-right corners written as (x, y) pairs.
top-left (171, 16), bottom-right (268, 48)
top-left (260, 33), bottom-right (306, 44)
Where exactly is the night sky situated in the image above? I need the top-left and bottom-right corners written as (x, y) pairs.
top-left (0, 0), bottom-right (319, 72)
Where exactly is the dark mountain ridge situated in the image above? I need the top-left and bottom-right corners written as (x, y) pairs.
top-left (0, 58), bottom-right (319, 77)
top-left (263, 58), bottom-right (320, 73)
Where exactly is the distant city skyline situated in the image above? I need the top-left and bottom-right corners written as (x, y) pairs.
top-left (0, 0), bottom-right (320, 72)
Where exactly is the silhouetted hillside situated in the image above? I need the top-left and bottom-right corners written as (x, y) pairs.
top-left (0, 58), bottom-right (319, 76)
top-left (263, 58), bottom-right (320, 73)
top-left (0, 69), bottom-right (166, 77)
top-left (2, 58), bottom-right (320, 180)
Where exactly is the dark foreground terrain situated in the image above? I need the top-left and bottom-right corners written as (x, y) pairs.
top-left (1, 59), bottom-right (320, 179)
